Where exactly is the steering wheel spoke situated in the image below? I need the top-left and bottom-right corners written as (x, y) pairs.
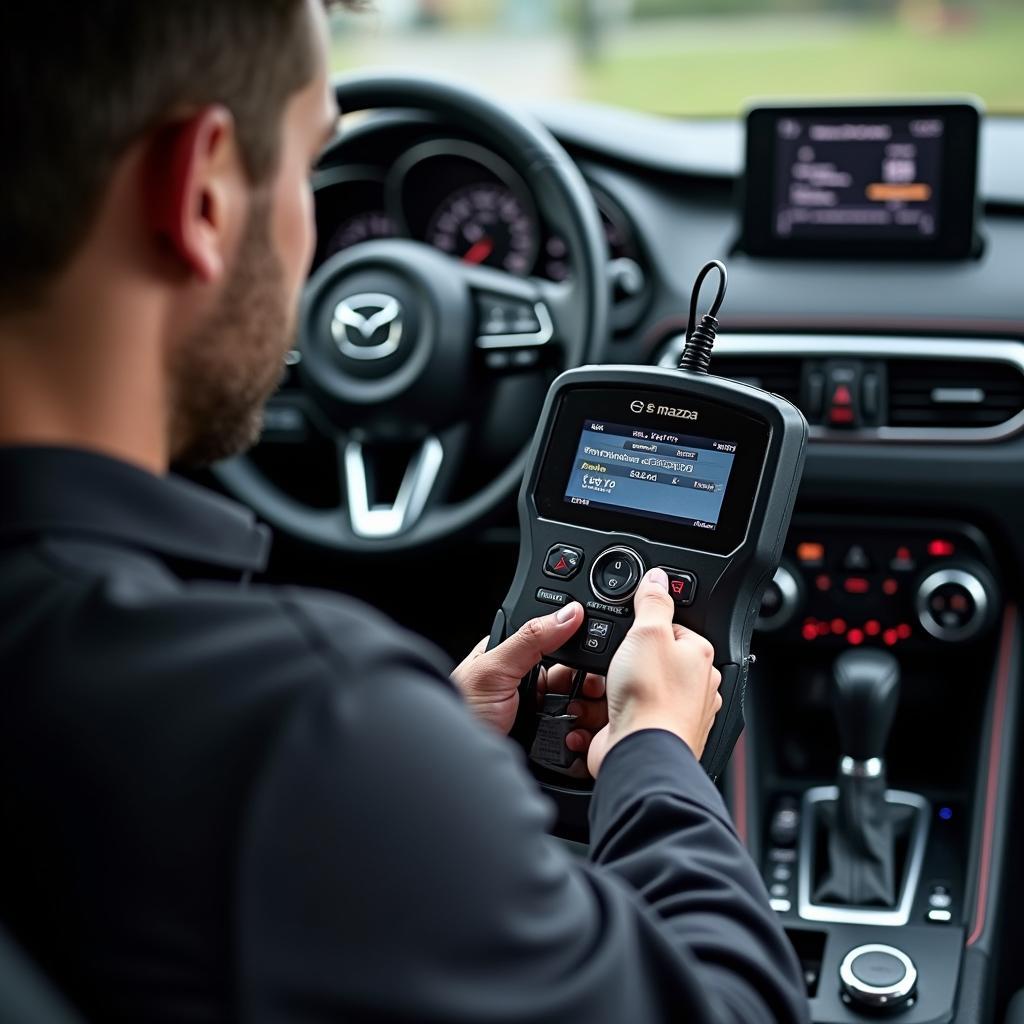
top-left (339, 424), bottom-right (468, 540)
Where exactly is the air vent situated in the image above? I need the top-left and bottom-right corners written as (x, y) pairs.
top-left (715, 357), bottom-right (803, 408)
top-left (887, 359), bottom-right (1024, 429)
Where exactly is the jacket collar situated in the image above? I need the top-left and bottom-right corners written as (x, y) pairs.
top-left (0, 446), bottom-right (270, 573)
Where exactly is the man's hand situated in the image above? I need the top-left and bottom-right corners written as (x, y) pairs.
top-left (453, 603), bottom-right (586, 735)
top-left (587, 568), bottom-right (722, 777)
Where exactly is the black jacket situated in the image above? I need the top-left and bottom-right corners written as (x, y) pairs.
top-left (0, 446), bottom-right (808, 1023)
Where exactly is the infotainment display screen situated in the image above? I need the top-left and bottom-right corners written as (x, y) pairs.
top-left (742, 102), bottom-right (980, 259)
top-left (562, 419), bottom-right (737, 531)
top-left (534, 387), bottom-right (770, 555)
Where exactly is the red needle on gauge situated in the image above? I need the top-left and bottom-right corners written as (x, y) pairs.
top-left (463, 237), bottom-right (494, 265)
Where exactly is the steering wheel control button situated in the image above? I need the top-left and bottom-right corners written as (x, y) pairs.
top-left (485, 349), bottom-right (539, 371)
top-left (477, 295), bottom-right (542, 337)
top-left (839, 944), bottom-right (917, 1012)
top-left (544, 544), bottom-right (583, 581)
top-left (261, 402), bottom-right (309, 444)
top-left (915, 567), bottom-right (989, 642)
top-left (590, 547), bottom-right (644, 603)
top-left (581, 618), bottom-right (613, 654)
top-left (535, 588), bottom-right (570, 607)
top-left (662, 568), bottom-right (697, 607)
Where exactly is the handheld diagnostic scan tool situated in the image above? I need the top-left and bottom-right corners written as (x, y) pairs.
top-left (489, 262), bottom-right (807, 815)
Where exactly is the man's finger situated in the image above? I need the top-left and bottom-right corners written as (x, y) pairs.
top-left (565, 728), bottom-right (592, 753)
top-left (631, 567), bottom-right (675, 630)
top-left (567, 699), bottom-right (609, 733)
top-left (493, 602), bottom-right (584, 680)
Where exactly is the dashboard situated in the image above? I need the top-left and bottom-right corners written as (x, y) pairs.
top-left (311, 108), bottom-right (1024, 352)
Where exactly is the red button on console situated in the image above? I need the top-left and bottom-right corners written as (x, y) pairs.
top-left (829, 406), bottom-right (856, 426)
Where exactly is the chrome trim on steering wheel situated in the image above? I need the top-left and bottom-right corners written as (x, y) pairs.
top-left (475, 302), bottom-right (554, 349)
top-left (344, 437), bottom-right (444, 538)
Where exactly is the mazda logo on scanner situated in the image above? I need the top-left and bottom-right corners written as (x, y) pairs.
top-left (331, 293), bottom-right (403, 361)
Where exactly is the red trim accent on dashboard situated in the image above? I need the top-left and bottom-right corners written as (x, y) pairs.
top-left (731, 730), bottom-right (749, 847)
top-left (967, 603), bottom-right (1016, 947)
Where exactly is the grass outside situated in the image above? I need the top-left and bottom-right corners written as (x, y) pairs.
top-left (329, 9), bottom-right (1024, 117)
top-left (581, 10), bottom-right (1024, 115)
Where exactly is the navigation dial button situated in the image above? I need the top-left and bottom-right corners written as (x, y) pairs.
top-left (591, 547), bottom-right (644, 603)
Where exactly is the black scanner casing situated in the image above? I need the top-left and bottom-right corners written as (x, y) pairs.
top-left (489, 366), bottom-right (807, 826)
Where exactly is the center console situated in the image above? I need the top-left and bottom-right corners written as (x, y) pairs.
top-left (732, 516), bottom-right (1019, 1023)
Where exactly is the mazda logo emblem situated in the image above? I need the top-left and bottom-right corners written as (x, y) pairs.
top-left (331, 293), bottom-right (403, 361)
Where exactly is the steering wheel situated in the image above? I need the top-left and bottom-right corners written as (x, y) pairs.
top-left (214, 72), bottom-right (609, 553)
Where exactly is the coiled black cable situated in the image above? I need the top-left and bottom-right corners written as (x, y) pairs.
top-left (678, 259), bottom-right (728, 375)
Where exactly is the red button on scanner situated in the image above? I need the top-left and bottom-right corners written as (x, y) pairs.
top-left (663, 569), bottom-right (697, 607)
top-left (544, 544), bottom-right (583, 581)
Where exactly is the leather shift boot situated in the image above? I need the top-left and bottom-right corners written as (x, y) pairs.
top-left (814, 773), bottom-right (895, 907)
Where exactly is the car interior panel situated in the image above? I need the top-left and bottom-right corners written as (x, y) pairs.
top-left (188, 74), bottom-right (1024, 1024)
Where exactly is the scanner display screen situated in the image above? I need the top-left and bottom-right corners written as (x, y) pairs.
top-left (534, 387), bottom-right (770, 555)
top-left (563, 419), bottom-right (737, 531)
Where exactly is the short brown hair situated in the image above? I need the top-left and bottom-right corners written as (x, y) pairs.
top-left (0, 1), bottom-right (355, 313)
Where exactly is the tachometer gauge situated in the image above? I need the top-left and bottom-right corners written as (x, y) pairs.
top-left (426, 182), bottom-right (538, 276)
top-left (312, 171), bottom-right (395, 271)
top-left (325, 210), bottom-right (397, 255)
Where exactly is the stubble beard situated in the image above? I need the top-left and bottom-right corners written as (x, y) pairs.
top-left (169, 194), bottom-right (295, 468)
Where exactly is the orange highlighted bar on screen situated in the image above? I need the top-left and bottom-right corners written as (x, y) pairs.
top-left (866, 182), bottom-right (932, 202)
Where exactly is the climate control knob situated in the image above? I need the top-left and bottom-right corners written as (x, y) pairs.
top-left (915, 565), bottom-right (992, 642)
top-left (756, 563), bottom-right (801, 632)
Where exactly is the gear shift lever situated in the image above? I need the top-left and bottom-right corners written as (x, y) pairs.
top-left (832, 648), bottom-right (901, 766)
top-left (814, 649), bottom-right (902, 907)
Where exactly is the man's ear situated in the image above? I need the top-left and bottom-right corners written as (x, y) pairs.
top-left (145, 106), bottom-right (244, 283)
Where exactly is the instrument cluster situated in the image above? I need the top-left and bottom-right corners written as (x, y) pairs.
top-left (311, 137), bottom-right (644, 289)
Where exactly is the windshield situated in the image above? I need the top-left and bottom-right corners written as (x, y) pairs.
top-left (329, 1), bottom-right (1023, 116)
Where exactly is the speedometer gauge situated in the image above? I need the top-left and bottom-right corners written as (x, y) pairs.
top-left (425, 183), bottom-right (538, 276)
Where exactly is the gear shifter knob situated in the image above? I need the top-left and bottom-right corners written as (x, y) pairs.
top-left (831, 649), bottom-right (901, 761)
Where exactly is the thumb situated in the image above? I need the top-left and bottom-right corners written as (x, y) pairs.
top-left (493, 602), bottom-right (584, 679)
top-left (631, 567), bottom-right (675, 630)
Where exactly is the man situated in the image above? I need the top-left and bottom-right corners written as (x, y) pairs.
top-left (0, 2), bottom-right (809, 1022)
